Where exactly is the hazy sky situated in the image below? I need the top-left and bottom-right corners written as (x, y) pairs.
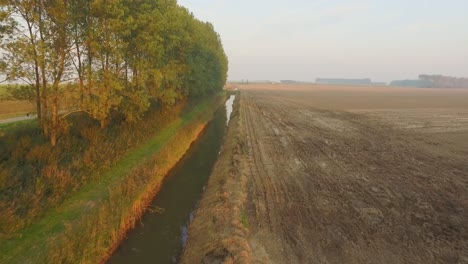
top-left (178, 0), bottom-right (468, 82)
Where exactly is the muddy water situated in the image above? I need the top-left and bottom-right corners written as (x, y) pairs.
top-left (108, 96), bottom-right (235, 264)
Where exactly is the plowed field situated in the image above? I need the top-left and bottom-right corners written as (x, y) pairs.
top-left (240, 85), bottom-right (468, 263)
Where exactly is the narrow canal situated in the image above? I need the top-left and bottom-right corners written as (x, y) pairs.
top-left (108, 95), bottom-right (235, 264)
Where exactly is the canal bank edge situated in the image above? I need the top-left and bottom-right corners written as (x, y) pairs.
top-left (98, 94), bottom-right (226, 264)
top-left (181, 91), bottom-right (253, 263)
top-left (0, 94), bottom-right (226, 264)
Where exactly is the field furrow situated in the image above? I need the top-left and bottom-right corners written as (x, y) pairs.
top-left (240, 86), bottom-right (468, 264)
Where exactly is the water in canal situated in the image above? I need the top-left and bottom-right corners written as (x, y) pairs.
top-left (108, 96), bottom-right (235, 264)
top-left (225, 94), bottom-right (235, 125)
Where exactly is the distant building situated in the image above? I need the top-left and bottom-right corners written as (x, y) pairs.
top-left (280, 80), bottom-right (298, 84)
top-left (389, 79), bottom-right (431, 88)
top-left (316, 78), bottom-right (372, 86)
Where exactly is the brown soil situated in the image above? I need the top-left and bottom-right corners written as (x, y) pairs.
top-left (0, 100), bottom-right (34, 118)
top-left (184, 84), bottom-right (468, 263)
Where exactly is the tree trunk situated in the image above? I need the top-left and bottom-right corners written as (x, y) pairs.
top-left (50, 91), bottom-right (58, 146)
top-left (25, 17), bottom-right (42, 120)
top-left (75, 35), bottom-right (85, 107)
top-left (100, 118), bottom-right (106, 129)
top-left (52, 10), bottom-right (68, 145)
top-left (38, 4), bottom-right (48, 136)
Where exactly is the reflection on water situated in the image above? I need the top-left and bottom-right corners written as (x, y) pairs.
top-left (108, 104), bottom-right (227, 264)
top-left (226, 95), bottom-right (236, 125)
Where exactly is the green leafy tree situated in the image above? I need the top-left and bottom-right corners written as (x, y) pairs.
top-left (0, 0), bottom-right (43, 119)
top-left (0, 0), bottom-right (229, 144)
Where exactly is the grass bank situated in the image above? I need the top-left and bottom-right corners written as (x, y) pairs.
top-left (181, 91), bottom-right (253, 263)
top-left (0, 93), bottom-right (225, 263)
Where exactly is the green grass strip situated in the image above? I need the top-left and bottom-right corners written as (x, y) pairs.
top-left (0, 94), bottom-right (223, 263)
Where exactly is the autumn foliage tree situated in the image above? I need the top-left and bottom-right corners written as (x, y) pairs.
top-left (0, 0), bottom-right (228, 145)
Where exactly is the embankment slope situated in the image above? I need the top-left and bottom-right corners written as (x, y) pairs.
top-left (182, 94), bottom-right (253, 263)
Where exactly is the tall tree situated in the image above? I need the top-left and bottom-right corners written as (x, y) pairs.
top-left (41, 0), bottom-right (72, 145)
top-left (1, 0), bottom-right (229, 144)
top-left (0, 0), bottom-right (43, 119)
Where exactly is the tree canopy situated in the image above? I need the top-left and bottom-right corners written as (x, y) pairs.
top-left (0, 0), bottom-right (228, 145)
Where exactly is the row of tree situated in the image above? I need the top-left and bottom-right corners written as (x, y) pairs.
top-left (390, 75), bottom-right (468, 88)
top-left (0, 0), bottom-right (228, 145)
top-left (419, 75), bottom-right (468, 88)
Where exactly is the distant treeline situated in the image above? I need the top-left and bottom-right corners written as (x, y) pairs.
top-left (391, 75), bottom-right (468, 88)
top-left (420, 75), bottom-right (468, 88)
top-left (0, 0), bottom-right (228, 145)
top-left (316, 78), bottom-right (372, 85)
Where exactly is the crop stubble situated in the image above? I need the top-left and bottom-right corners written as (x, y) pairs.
top-left (240, 85), bottom-right (468, 263)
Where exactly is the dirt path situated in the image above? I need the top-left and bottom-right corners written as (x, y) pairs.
top-left (240, 89), bottom-right (468, 263)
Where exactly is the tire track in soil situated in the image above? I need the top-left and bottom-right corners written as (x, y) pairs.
top-left (240, 89), bottom-right (468, 264)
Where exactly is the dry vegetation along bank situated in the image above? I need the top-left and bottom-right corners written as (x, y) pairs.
top-left (182, 92), bottom-right (253, 263)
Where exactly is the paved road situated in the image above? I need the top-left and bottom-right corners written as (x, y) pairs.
top-left (0, 115), bottom-right (36, 125)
